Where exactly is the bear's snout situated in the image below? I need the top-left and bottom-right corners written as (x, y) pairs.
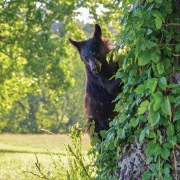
top-left (91, 66), bottom-right (101, 73)
top-left (89, 60), bottom-right (101, 74)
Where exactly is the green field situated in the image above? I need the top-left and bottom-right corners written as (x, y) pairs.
top-left (0, 134), bottom-right (91, 180)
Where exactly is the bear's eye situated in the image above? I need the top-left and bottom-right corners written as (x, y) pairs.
top-left (85, 57), bottom-right (89, 63)
top-left (93, 52), bottom-right (99, 58)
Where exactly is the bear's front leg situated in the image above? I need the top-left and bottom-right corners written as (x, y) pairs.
top-left (99, 76), bottom-right (123, 95)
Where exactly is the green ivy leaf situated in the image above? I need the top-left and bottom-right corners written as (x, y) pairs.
top-left (117, 128), bottom-right (125, 139)
top-left (157, 62), bottom-right (164, 74)
top-left (154, 144), bottom-right (161, 156)
top-left (175, 43), bottom-right (180, 51)
top-left (146, 78), bottom-right (158, 93)
top-left (153, 91), bottom-right (163, 99)
top-left (159, 77), bottom-right (167, 90)
top-left (151, 52), bottom-right (159, 62)
top-left (169, 95), bottom-right (175, 102)
top-left (146, 156), bottom-right (153, 164)
top-left (153, 95), bottom-right (163, 111)
top-left (161, 99), bottom-right (170, 115)
top-left (149, 108), bottom-right (160, 126)
top-left (100, 130), bottom-right (107, 138)
top-left (146, 28), bottom-right (153, 35)
top-left (146, 140), bottom-right (156, 156)
top-left (132, 76), bottom-right (141, 85)
top-left (146, 131), bottom-right (155, 138)
top-left (177, 132), bottom-right (180, 143)
top-left (167, 136), bottom-right (177, 145)
top-left (175, 96), bottom-right (180, 107)
top-left (138, 116), bottom-right (147, 122)
top-left (173, 58), bottom-right (180, 71)
top-left (116, 71), bottom-right (124, 79)
top-left (138, 100), bottom-right (149, 115)
top-left (155, 18), bottom-right (162, 29)
top-left (159, 116), bottom-right (169, 126)
top-left (134, 129), bottom-right (142, 138)
top-left (152, 10), bottom-right (163, 19)
top-left (142, 171), bottom-right (152, 180)
top-left (138, 50), bottom-right (151, 66)
top-left (175, 120), bottom-right (180, 132)
top-left (163, 58), bottom-right (170, 69)
top-left (173, 111), bottom-right (180, 122)
top-left (161, 148), bottom-right (170, 160)
top-left (163, 143), bottom-right (174, 149)
top-left (146, 41), bottom-right (157, 49)
top-left (164, 0), bottom-right (173, 13)
top-left (108, 142), bottom-right (115, 150)
top-left (166, 65), bottom-right (173, 74)
top-left (130, 118), bottom-right (139, 127)
top-left (162, 167), bottom-right (170, 176)
top-left (139, 128), bottom-right (146, 144)
top-left (167, 123), bottom-right (174, 137)
top-left (135, 84), bottom-right (146, 94)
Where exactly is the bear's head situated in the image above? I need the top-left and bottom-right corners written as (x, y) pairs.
top-left (69, 24), bottom-right (115, 74)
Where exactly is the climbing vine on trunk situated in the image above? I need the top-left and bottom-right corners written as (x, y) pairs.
top-left (92, 1), bottom-right (180, 179)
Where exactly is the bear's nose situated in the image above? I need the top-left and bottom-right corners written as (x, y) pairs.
top-left (91, 66), bottom-right (100, 73)
top-left (92, 67), bottom-right (97, 72)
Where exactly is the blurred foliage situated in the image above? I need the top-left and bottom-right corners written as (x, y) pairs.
top-left (0, 0), bottom-right (87, 133)
top-left (0, 0), bottom-right (122, 133)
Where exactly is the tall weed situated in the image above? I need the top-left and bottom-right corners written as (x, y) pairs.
top-left (32, 124), bottom-right (96, 180)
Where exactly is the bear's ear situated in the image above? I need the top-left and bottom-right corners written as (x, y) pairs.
top-left (93, 24), bottom-right (102, 39)
top-left (103, 38), bottom-right (116, 52)
top-left (69, 38), bottom-right (82, 50)
top-left (107, 44), bottom-right (116, 51)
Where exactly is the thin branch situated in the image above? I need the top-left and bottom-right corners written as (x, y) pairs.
top-left (159, 44), bottom-right (176, 46)
top-left (172, 149), bottom-right (178, 180)
top-left (163, 23), bottom-right (180, 27)
top-left (67, 145), bottom-right (91, 179)
top-left (23, 171), bottom-right (50, 180)
top-left (23, 154), bottom-right (51, 180)
top-left (16, 101), bottom-right (30, 111)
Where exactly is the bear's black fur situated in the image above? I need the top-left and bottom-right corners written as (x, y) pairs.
top-left (69, 24), bottom-right (123, 139)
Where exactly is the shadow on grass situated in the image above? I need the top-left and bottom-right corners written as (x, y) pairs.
top-left (0, 149), bottom-right (66, 155)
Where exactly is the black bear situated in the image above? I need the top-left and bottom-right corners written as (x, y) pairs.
top-left (69, 24), bottom-right (123, 139)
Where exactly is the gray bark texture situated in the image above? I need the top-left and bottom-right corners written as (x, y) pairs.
top-left (117, 141), bottom-right (147, 180)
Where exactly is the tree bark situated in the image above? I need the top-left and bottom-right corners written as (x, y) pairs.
top-left (117, 141), bottom-right (147, 180)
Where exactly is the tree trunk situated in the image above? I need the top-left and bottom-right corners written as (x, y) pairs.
top-left (117, 142), bottom-right (180, 180)
top-left (117, 141), bottom-right (147, 180)
top-left (117, 71), bottom-right (180, 179)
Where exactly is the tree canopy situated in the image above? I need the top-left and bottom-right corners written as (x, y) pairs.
top-left (0, 0), bottom-right (87, 133)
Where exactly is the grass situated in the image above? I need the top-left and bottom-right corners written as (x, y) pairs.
top-left (0, 134), bottom-right (91, 180)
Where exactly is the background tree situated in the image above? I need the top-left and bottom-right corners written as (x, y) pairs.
top-left (0, 0), bottom-right (87, 133)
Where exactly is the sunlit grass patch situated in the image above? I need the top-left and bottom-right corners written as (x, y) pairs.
top-left (0, 133), bottom-right (91, 180)
top-left (0, 153), bottom-right (58, 180)
top-left (0, 134), bottom-right (90, 154)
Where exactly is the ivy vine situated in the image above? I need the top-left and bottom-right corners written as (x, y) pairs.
top-left (92, 1), bottom-right (180, 179)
